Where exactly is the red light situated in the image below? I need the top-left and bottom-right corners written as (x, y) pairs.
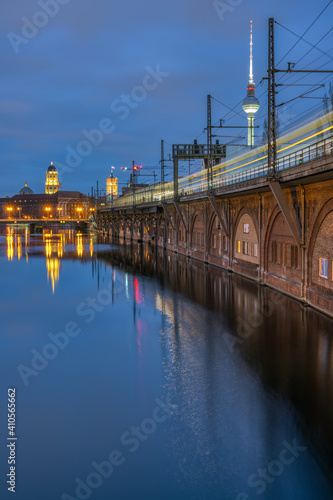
top-left (134, 278), bottom-right (140, 304)
top-left (133, 166), bottom-right (138, 170)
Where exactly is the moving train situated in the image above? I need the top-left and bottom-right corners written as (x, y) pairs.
top-left (113, 109), bottom-right (333, 207)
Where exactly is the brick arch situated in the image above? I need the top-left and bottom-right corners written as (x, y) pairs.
top-left (133, 219), bottom-right (140, 236)
top-left (156, 215), bottom-right (165, 241)
top-left (307, 198), bottom-right (333, 290)
top-left (264, 203), bottom-right (302, 286)
top-left (207, 211), bottom-right (227, 255)
top-left (232, 206), bottom-right (259, 261)
top-left (264, 205), bottom-right (281, 271)
top-left (175, 207), bottom-right (187, 246)
top-left (119, 220), bottom-right (126, 238)
top-left (165, 219), bottom-right (174, 244)
top-left (189, 210), bottom-right (199, 244)
top-left (189, 209), bottom-right (205, 250)
top-left (207, 212), bottom-right (217, 254)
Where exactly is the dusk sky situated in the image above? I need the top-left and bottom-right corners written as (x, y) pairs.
top-left (1, 0), bottom-right (333, 197)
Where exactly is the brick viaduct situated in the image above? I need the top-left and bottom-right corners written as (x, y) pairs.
top-left (98, 156), bottom-right (333, 317)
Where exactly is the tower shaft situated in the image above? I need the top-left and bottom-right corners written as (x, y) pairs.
top-left (247, 114), bottom-right (255, 147)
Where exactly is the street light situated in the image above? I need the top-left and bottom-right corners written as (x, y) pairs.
top-left (57, 207), bottom-right (63, 219)
top-left (6, 206), bottom-right (13, 219)
top-left (17, 207), bottom-right (22, 219)
top-left (44, 206), bottom-right (51, 219)
top-left (76, 207), bottom-right (83, 220)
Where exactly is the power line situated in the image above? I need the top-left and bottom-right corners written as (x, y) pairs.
top-left (276, 22), bottom-right (333, 65)
top-left (295, 28), bottom-right (333, 65)
top-left (275, 55), bottom-right (333, 97)
top-left (211, 95), bottom-right (245, 120)
top-left (193, 13), bottom-right (333, 153)
top-left (276, 0), bottom-right (333, 65)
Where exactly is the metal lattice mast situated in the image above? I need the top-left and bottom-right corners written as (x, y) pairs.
top-left (161, 140), bottom-right (165, 184)
top-left (268, 18), bottom-right (277, 178)
top-left (207, 94), bottom-right (213, 190)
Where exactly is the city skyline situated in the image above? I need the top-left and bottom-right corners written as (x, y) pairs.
top-left (1, 0), bottom-right (333, 197)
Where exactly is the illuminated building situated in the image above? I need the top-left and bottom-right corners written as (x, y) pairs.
top-left (45, 162), bottom-right (60, 194)
top-left (106, 170), bottom-right (118, 204)
top-left (0, 162), bottom-right (91, 219)
top-left (0, 191), bottom-right (92, 220)
top-left (242, 21), bottom-right (260, 147)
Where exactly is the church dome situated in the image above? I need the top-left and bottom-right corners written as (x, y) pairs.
top-left (19, 181), bottom-right (34, 195)
top-left (48, 161), bottom-right (56, 172)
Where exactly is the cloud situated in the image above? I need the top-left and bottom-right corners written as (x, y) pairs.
top-left (0, 0), bottom-right (332, 196)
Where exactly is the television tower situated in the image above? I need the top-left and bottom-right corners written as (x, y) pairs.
top-left (242, 21), bottom-right (260, 147)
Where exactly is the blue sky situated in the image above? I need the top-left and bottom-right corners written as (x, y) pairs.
top-left (1, 0), bottom-right (332, 196)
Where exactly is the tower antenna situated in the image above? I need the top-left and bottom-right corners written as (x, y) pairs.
top-left (249, 20), bottom-right (253, 83)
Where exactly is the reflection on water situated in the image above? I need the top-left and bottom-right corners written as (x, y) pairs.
top-left (3, 226), bottom-right (95, 293)
top-left (76, 232), bottom-right (83, 258)
top-left (1, 229), bottom-right (333, 500)
top-left (99, 241), bottom-right (333, 485)
top-left (7, 232), bottom-right (14, 261)
top-left (46, 258), bottom-right (60, 293)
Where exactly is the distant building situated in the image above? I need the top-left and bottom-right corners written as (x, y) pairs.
top-left (121, 173), bottom-right (148, 196)
top-left (0, 162), bottom-right (92, 219)
top-left (45, 162), bottom-right (60, 194)
top-left (0, 191), bottom-right (92, 220)
top-left (19, 181), bottom-right (34, 195)
top-left (106, 171), bottom-right (118, 199)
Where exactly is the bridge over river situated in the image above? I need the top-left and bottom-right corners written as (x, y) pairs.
top-left (97, 116), bottom-right (333, 318)
top-left (0, 218), bottom-right (89, 233)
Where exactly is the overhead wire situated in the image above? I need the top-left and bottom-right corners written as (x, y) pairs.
top-left (295, 27), bottom-right (333, 65)
top-left (191, 8), bottom-right (333, 152)
top-left (276, 0), bottom-right (333, 66)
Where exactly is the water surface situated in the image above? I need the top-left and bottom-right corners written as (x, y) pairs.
top-left (1, 228), bottom-right (333, 500)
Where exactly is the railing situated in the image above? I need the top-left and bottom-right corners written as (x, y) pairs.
top-left (109, 133), bottom-right (333, 209)
top-left (276, 139), bottom-right (333, 171)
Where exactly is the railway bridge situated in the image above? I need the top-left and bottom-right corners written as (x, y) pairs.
top-left (98, 132), bottom-right (333, 317)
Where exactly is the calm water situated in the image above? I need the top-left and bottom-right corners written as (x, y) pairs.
top-left (1, 227), bottom-right (333, 500)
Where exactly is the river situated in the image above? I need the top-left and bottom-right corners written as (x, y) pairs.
top-left (1, 227), bottom-right (333, 500)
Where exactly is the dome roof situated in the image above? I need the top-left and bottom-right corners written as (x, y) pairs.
top-left (19, 181), bottom-right (34, 195)
top-left (242, 83), bottom-right (260, 114)
top-left (242, 95), bottom-right (260, 113)
top-left (48, 161), bottom-right (56, 172)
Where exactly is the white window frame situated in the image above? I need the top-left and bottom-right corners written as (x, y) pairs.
top-left (319, 258), bottom-right (328, 279)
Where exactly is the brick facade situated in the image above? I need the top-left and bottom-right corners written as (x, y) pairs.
top-left (99, 178), bottom-right (333, 317)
